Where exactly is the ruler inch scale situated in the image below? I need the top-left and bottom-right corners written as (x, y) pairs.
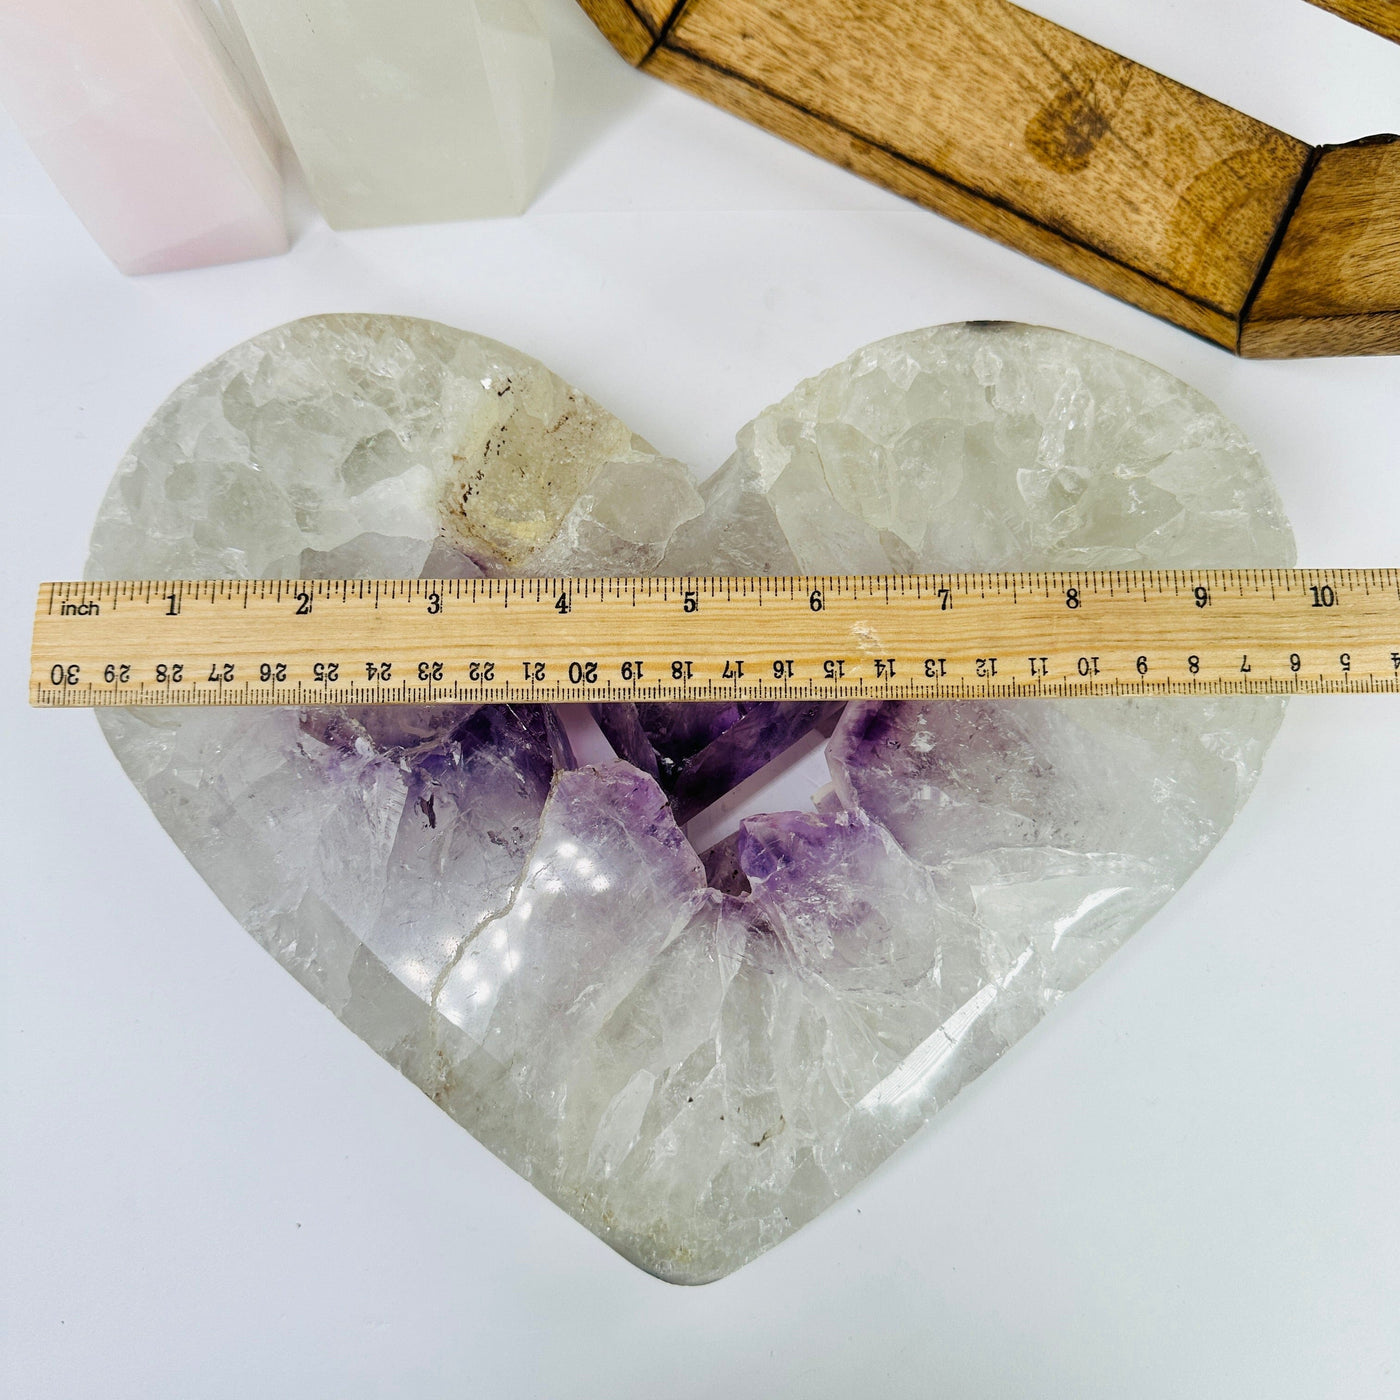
top-left (29, 569), bottom-right (1400, 708)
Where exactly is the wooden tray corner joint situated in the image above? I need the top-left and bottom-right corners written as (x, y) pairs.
top-left (578, 0), bottom-right (1400, 359)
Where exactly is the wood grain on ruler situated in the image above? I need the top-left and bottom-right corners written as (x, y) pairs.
top-left (577, 0), bottom-right (1399, 358)
top-left (29, 571), bottom-right (1400, 707)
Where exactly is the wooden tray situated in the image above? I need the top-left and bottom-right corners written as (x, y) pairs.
top-left (579, 0), bottom-right (1399, 357)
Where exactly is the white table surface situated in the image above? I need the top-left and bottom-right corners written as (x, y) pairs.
top-left (3, 3), bottom-right (1398, 1396)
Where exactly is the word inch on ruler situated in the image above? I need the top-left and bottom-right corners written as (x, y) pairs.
top-left (29, 570), bottom-right (1400, 708)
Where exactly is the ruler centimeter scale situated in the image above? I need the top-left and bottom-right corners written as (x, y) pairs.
top-left (28, 569), bottom-right (1400, 709)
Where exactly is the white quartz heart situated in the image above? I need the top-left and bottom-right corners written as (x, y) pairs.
top-left (87, 315), bottom-right (1294, 1282)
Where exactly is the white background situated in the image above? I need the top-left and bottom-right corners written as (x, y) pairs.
top-left (3, 3), bottom-right (1399, 1395)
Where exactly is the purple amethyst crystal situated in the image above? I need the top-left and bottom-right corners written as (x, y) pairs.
top-left (593, 699), bottom-right (845, 822)
top-left (283, 702), bottom-right (574, 1001)
top-left (738, 806), bottom-right (990, 1015)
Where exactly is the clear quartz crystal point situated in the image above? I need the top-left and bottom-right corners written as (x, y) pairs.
top-left (87, 317), bottom-right (1294, 1282)
top-left (221, 0), bottom-right (553, 228)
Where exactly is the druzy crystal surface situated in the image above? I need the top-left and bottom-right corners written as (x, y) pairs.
top-left (88, 316), bottom-right (1295, 1282)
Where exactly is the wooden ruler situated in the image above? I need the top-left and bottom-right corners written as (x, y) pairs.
top-left (28, 570), bottom-right (1400, 708)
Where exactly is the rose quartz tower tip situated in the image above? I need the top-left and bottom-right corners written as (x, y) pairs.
top-left (0, 0), bottom-right (287, 274)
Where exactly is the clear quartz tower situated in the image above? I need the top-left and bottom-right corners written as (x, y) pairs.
top-left (87, 316), bottom-right (1295, 1281)
top-left (222, 0), bottom-right (553, 228)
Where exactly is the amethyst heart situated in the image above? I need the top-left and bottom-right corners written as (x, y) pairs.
top-left (88, 316), bottom-right (1293, 1281)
